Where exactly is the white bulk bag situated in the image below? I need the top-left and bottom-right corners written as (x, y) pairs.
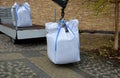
top-left (11, 2), bottom-right (32, 27)
top-left (46, 19), bottom-right (80, 64)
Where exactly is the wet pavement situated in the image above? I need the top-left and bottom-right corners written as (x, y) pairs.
top-left (0, 33), bottom-right (120, 78)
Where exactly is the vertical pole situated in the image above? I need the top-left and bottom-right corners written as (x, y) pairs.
top-left (54, 9), bottom-right (56, 22)
top-left (114, 0), bottom-right (119, 50)
top-left (13, 8), bottom-right (17, 27)
top-left (13, 7), bottom-right (18, 41)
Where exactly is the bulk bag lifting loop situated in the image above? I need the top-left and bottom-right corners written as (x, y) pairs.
top-left (52, 0), bottom-right (69, 32)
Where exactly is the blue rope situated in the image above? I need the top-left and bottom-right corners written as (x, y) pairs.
top-left (23, 5), bottom-right (30, 13)
top-left (15, 7), bottom-right (19, 21)
top-left (15, 3), bottom-right (30, 21)
top-left (54, 20), bottom-right (76, 52)
top-left (54, 21), bottom-right (62, 51)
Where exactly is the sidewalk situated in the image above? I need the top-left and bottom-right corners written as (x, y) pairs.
top-left (0, 33), bottom-right (120, 78)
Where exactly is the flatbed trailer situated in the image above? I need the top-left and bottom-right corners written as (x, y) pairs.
top-left (0, 24), bottom-right (46, 42)
top-left (0, 7), bottom-right (46, 43)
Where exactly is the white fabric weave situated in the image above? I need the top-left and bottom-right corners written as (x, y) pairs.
top-left (46, 19), bottom-right (80, 64)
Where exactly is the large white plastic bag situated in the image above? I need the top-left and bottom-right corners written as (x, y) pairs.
top-left (11, 2), bottom-right (32, 27)
top-left (46, 19), bottom-right (80, 64)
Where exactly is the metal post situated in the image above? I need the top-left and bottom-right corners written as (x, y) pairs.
top-left (13, 7), bottom-right (18, 41)
top-left (13, 8), bottom-right (17, 29)
top-left (54, 9), bottom-right (56, 22)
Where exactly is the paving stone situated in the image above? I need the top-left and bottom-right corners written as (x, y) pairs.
top-left (70, 52), bottom-right (120, 78)
top-left (21, 50), bottom-right (44, 58)
top-left (29, 57), bottom-right (84, 78)
top-left (0, 59), bottom-right (50, 78)
top-left (0, 34), bottom-right (120, 78)
top-left (0, 34), bottom-right (47, 53)
top-left (0, 53), bottom-right (24, 60)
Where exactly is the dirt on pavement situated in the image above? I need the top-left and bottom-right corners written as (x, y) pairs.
top-left (80, 33), bottom-right (120, 67)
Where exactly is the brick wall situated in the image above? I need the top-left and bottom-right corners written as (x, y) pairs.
top-left (0, 0), bottom-right (120, 31)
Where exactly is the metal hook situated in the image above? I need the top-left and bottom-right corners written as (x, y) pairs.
top-left (52, 0), bottom-right (69, 32)
top-left (52, 0), bottom-right (69, 20)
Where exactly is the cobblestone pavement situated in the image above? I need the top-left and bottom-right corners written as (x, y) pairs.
top-left (0, 33), bottom-right (120, 78)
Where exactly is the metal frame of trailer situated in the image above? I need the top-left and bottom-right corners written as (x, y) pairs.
top-left (0, 24), bottom-right (46, 42)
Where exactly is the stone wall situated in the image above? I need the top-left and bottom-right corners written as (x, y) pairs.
top-left (0, 0), bottom-right (120, 31)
